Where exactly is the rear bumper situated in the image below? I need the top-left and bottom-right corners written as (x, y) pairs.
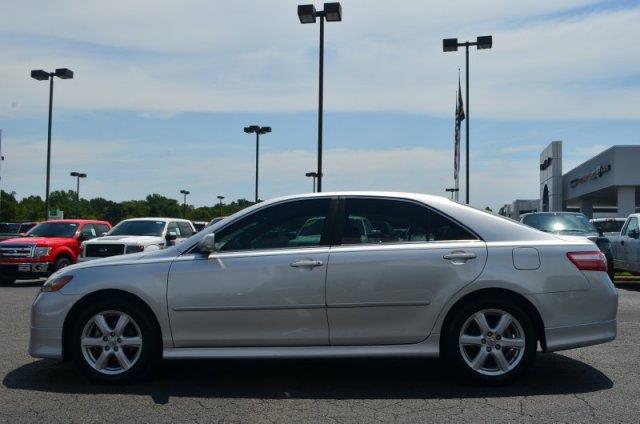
top-left (545, 319), bottom-right (617, 352)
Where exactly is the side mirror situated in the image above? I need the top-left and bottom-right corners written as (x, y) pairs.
top-left (165, 231), bottom-right (177, 242)
top-left (100, 232), bottom-right (108, 237)
top-left (597, 229), bottom-right (604, 237)
top-left (78, 233), bottom-right (91, 242)
top-left (630, 230), bottom-right (640, 239)
top-left (197, 233), bottom-right (217, 253)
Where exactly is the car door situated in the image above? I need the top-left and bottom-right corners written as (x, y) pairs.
top-left (326, 197), bottom-right (487, 345)
top-left (167, 197), bottom-right (335, 347)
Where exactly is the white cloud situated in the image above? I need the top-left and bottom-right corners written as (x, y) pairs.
top-left (1, 1), bottom-right (638, 119)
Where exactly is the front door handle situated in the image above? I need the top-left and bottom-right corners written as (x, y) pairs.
top-left (290, 259), bottom-right (324, 268)
top-left (443, 251), bottom-right (477, 263)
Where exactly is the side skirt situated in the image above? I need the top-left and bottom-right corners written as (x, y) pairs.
top-left (163, 335), bottom-right (440, 360)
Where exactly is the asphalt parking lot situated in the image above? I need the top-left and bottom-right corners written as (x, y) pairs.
top-left (1, 282), bottom-right (640, 423)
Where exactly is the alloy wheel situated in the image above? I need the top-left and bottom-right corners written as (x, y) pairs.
top-left (458, 308), bottom-right (526, 376)
top-left (80, 310), bottom-right (143, 375)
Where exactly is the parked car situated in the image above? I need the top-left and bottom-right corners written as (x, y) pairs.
top-left (79, 218), bottom-right (195, 261)
top-left (0, 219), bottom-right (111, 285)
top-left (191, 221), bottom-right (208, 232)
top-left (520, 212), bottom-right (615, 281)
top-left (591, 218), bottom-right (626, 237)
top-left (30, 192), bottom-right (617, 385)
top-left (0, 222), bottom-right (39, 241)
top-left (609, 214), bottom-right (640, 274)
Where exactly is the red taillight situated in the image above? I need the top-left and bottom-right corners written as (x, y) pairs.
top-left (567, 251), bottom-right (608, 272)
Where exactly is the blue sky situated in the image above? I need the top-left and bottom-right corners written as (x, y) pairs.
top-left (1, 0), bottom-right (639, 211)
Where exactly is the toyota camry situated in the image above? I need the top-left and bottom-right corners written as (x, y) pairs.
top-left (29, 192), bottom-right (618, 385)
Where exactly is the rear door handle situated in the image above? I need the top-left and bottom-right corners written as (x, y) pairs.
top-left (290, 259), bottom-right (324, 268)
top-left (443, 252), bottom-right (477, 262)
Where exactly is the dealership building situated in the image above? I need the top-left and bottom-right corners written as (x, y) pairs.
top-left (503, 141), bottom-right (640, 220)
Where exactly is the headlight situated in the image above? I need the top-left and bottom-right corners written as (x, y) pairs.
top-left (40, 275), bottom-right (73, 293)
top-left (126, 245), bottom-right (145, 254)
top-left (33, 247), bottom-right (51, 257)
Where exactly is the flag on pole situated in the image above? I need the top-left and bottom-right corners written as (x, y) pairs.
top-left (454, 73), bottom-right (465, 184)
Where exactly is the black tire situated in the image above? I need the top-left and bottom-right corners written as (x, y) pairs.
top-left (54, 256), bottom-right (72, 271)
top-left (70, 297), bottom-right (160, 384)
top-left (443, 295), bottom-right (537, 386)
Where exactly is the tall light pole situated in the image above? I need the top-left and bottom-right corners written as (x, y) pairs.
top-left (297, 2), bottom-right (342, 193)
top-left (69, 171), bottom-right (87, 218)
top-left (217, 195), bottom-right (225, 217)
top-left (243, 125), bottom-right (271, 203)
top-left (180, 189), bottom-right (190, 218)
top-left (305, 172), bottom-right (319, 192)
top-left (31, 68), bottom-right (74, 220)
top-left (443, 36), bottom-right (492, 205)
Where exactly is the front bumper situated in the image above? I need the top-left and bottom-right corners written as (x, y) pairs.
top-left (0, 262), bottom-right (52, 279)
top-left (29, 291), bottom-right (81, 360)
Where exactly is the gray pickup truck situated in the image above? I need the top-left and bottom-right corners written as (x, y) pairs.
top-left (610, 214), bottom-right (640, 274)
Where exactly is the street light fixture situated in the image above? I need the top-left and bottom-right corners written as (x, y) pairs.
top-left (305, 172), bottom-right (319, 193)
top-left (297, 2), bottom-right (342, 192)
top-left (244, 125), bottom-right (271, 203)
top-left (442, 36), bottom-right (492, 204)
top-left (69, 171), bottom-right (87, 218)
top-left (31, 67), bottom-right (74, 220)
top-left (179, 189), bottom-right (190, 218)
top-left (217, 195), bottom-right (225, 217)
top-left (445, 187), bottom-right (459, 200)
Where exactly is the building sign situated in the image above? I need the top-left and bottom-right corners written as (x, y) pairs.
top-left (569, 164), bottom-right (611, 188)
top-left (540, 157), bottom-right (552, 171)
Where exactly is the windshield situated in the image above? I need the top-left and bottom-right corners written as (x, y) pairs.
top-left (0, 223), bottom-right (20, 233)
top-left (26, 222), bottom-right (79, 238)
top-left (108, 220), bottom-right (166, 236)
top-left (522, 214), bottom-right (596, 234)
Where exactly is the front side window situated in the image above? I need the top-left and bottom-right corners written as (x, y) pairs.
top-left (26, 222), bottom-right (79, 238)
top-left (167, 222), bottom-right (181, 237)
top-left (178, 222), bottom-right (194, 237)
top-left (80, 224), bottom-right (97, 238)
top-left (625, 218), bottom-right (639, 236)
top-left (340, 198), bottom-right (476, 245)
top-left (214, 198), bottom-right (332, 252)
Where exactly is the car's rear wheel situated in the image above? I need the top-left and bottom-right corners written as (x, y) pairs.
top-left (70, 298), bottom-right (159, 383)
top-left (444, 296), bottom-right (536, 385)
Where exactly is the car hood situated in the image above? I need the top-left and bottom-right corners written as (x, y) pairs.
top-left (0, 236), bottom-right (72, 246)
top-left (84, 235), bottom-right (164, 245)
top-left (62, 246), bottom-right (180, 273)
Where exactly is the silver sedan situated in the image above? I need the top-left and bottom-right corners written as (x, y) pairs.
top-left (29, 192), bottom-right (618, 385)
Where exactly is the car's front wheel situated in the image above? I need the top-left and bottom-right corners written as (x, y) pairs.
top-left (70, 298), bottom-right (159, 383)
top-left (444, 296), bottom-right (537, 385)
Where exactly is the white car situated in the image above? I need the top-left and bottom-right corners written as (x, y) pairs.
top-left (79, 218), bottom-right (195, 261)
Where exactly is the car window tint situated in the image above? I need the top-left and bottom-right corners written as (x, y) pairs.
top-left (167, 222), bottom-right (181, 237)
top-left (178, 222), bottom-right (194, 237)
top-left (214, 199), bottom-right (331, 252)
top-left (340, 198), bottom-right (476, 245)
top-left (97, 224), bottom-right (111, 235)
top-left (80, 224), bottom-right (96, 238)
top-left (626, 218), bottom-right (639, 236)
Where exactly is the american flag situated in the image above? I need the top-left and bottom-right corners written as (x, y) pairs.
top-left (454, 76), bottom-right (465, 183)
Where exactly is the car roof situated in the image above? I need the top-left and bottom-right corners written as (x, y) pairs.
top-left (119, 217), bottom-right (191, 223)
top-left (44, 219), bottom-right (110, 224)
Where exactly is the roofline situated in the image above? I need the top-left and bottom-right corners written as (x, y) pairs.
top-left (563, 144), bottom-right (640, 176)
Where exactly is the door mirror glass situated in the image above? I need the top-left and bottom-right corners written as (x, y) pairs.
top-left (630, 229), bottom-right (639, 239)
top-left (197, 233), bottom-right (217, 253)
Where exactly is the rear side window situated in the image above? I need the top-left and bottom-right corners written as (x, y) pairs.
top-left (339, 198), bottom-right (476, 245)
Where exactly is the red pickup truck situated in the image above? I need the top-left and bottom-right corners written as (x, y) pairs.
top-left (0, 219), bottom-right (111, 285)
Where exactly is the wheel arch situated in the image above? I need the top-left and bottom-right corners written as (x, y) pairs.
top-left (438, 287), bottom-right (547, 352)
top-left (61, 289), bottom-right (162, 361)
